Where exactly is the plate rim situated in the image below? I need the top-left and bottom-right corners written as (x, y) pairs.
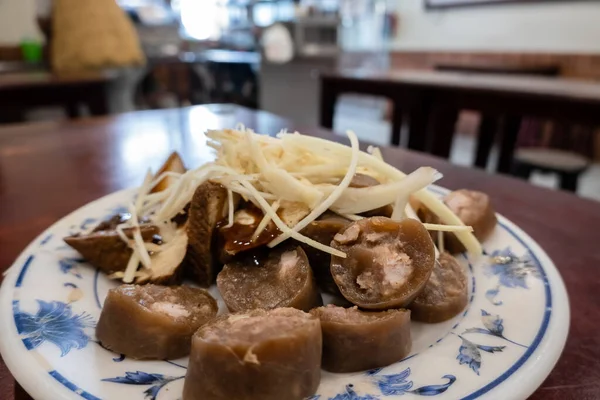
top-left (0, 188), bottom-right (570, 400)
top-left (0, 191), bottom-right (128, 400)
top-left (461, 213), bottom-right (569, 399)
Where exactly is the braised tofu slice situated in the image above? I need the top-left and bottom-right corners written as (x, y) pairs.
top-left (151, 152), bottom-right (186, 193)
top-left (64, 225), bottom-right (158, 275)
top-left (184, 181), bottom-right (228, 286)
top-left (300, 212), bottom-right (350, 295)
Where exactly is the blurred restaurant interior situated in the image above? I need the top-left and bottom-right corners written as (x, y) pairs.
top-left (1, 0), bottom-right (600, 199)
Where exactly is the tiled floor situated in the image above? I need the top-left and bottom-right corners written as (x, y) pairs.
top-left (333, 98), bottom-right (600, 202)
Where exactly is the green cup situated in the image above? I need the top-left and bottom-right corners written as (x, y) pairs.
top-left (21, 40), bottom-right (43, 63)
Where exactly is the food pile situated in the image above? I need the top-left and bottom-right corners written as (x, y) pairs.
top-left (64, 127), bottom-right (498, 400)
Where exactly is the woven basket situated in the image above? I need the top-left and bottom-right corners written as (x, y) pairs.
top-left (51, 0), bottom-right (145, 72)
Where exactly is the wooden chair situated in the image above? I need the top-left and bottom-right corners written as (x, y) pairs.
top-left (441, 65), bottom-right (595, 193)
top-left (434, 64), bottom-right (561, 170)
top-left (513, 148), bottom-right (590, 192)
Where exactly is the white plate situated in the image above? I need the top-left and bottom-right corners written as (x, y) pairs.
top-left (0, 187), bottom-right (569, 400)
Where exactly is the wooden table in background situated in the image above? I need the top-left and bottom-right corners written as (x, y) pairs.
top-left (0, 70), bottom-right (114, 122)
top-left (1, 105), bottom-right (599, 399)
top-left (320, 70), bottom-right (600, 173)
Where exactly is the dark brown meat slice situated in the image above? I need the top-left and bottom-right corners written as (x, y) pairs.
top-left (311, 305), bottom-right (411, 372)
top-left (92, 213), bottom-right (131, 232)
top-left (409, 252), bottom-right (468, 323)
top-left (300, 212), bottom-right (350, 295)
top-left (96, 284), bottom-right (217, 360)
top-left (64, 225), bottom-right (158, 275)
top-left (184, 181), bottom-right (228, 287)
top-left (217, 246), bottom-right (322, 312)
top-left (331, 217), bottom-right (435, 310)
top-left (183, 308), bottom-right (321, 400)
top-left (349, 173), bottom-right (393, 217)
top-left (443, 190), bottom-right (497, 253)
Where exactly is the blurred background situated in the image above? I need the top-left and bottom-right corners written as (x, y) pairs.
top-left (1, 0), bottom-right (600, 199)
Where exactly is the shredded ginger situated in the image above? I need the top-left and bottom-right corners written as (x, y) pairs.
top-left (112, 126), bottom-right (481, 282)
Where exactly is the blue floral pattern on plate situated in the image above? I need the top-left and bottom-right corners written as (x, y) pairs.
top-left (455, 309), bottom-right (527, 375)
top-left (14, 300), bottom-right (95, 357)
top-left (329, 385), bottom-right (380, 400)
top-left (484, 247), bottom-right (542, 306)
top-left (373, 368), bottom-right (456, 396)
top-left (310, 368), bottom-right (456, 399)
top-left (79, 218), bottom-right (98, 231)
top-left (59, 257), bottom-right (85, 278)
top-left (484, 286), bottom-right (503, 306)
top-left (487, 248), bottom-right (541, 289)
top-left (463, 310), bottom-right (527, 348)
top-left (103, 371), bottom-right (184, 400)
top-left (456, 335), bottom-right (505, 375)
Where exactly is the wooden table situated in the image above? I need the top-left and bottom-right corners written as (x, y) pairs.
top-left (320, 70), bottom-right (430, 148)
top-left (0, 70), bottom-right (114, 122)
top-left (0, 62), bottom-right (47, 74)
top-left (1, 105), bottom-right (599, 399)
top-left (320, 70), bottom-right (600, 173)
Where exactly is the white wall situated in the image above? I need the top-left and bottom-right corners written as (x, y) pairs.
top-left (391, 0), bottom-right (600, 53)
top-left (0, 0), bottom-right (44, 45)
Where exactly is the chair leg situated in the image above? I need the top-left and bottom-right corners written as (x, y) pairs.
top-left (497, 115), bottom-right (523, 174)
top-left (407, 99), bottom-right (431, 152)
top-left (319, 78), bottom-right (338, 129)
top-left (475, 115), bottom-right (498, 169)
top-left (66, 102), bottom-right (80, 119)
top-left (87, 85), bottom-right (109, 116)
top-left (390, 102), bottom-right (403, 146)
top-left (0, 107), bottom-right (26, 123)
top-left (512, 162), bottom-right (533, 181)
top-left (560, 172), bottom-right (579, 193)
top-left (428, 105), bottom-right (459, 159)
